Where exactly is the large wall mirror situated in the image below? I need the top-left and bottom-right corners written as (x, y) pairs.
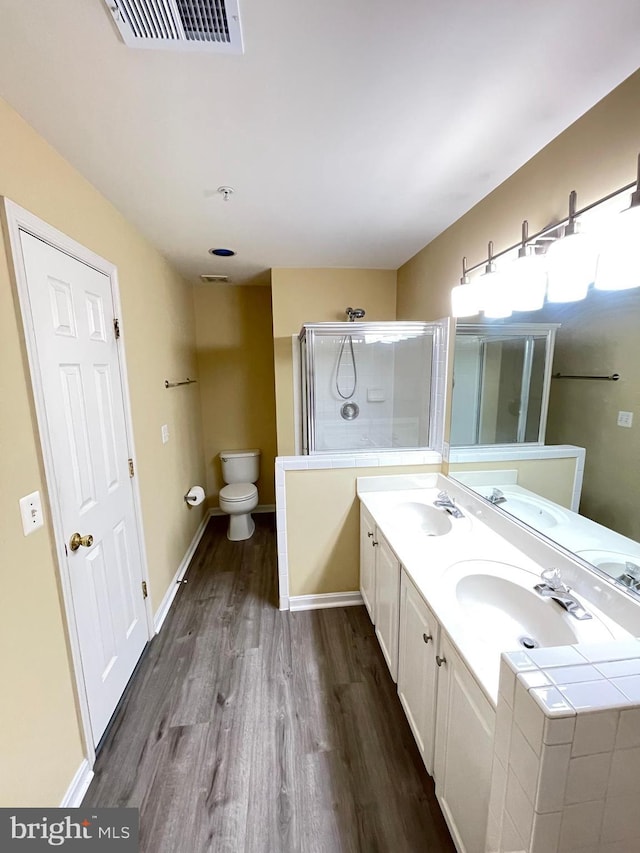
top-left (449, 247), bottom-right (640, 600)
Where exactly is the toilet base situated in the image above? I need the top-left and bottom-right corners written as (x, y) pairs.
top-left (227, 512), bottom-right (255, 541)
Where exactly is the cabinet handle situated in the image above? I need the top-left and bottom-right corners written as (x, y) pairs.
top-left (422, 633), bottom-right (432, 644)
top-left (436, 655), bottom-right (446, 667)
top-left (372, 540), bottom-right (379, 547)
top-left (367, 531), bottom-right (374, 538)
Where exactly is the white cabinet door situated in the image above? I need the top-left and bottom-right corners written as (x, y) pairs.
top-left (434, 634), bottom-right (495, 853)
top-left (374, 534), bottom-right (401, 682)
top-left (397, 570), bottom-right (440, 775)
top-left (360, 505), bottom-right (376, 621)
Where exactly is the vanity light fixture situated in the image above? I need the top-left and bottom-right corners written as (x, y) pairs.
top-left (450, 150), bottom-right (640, 313)
top-left (481, 241), bottom-right (512, 319)
top-left (546, 191), bottom-right (597, 302)
top-left (510, 221), bottom-right (547, 311)
top-left (451, 257), bottom-right (481, 317)
top-left (594, 153), bottom-right (640, 292)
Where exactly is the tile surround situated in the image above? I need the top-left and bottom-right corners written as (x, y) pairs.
top-left (489, 643), bottom-right (640, 852)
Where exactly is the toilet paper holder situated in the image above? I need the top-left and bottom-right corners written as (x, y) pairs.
top-left (184, 486), bottom-right (206, 506)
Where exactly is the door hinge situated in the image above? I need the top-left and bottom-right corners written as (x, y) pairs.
top-left (114, 318), bottom-right (120, 339)
top-left (128, 458), bottom-right (135, 477)
top-left (141, 580), bottom-right (148, 599)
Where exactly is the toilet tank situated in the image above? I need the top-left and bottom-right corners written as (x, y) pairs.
top-left (219, 449), bottom-right (261, 484)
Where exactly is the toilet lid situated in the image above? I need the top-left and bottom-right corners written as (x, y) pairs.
top-left (220, 483), bottom-right (257, 502)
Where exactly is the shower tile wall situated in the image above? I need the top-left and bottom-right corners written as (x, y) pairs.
top-left (312, 335), bottom-right (432, 451)
top-left (313, 335), bottom-right (396, 450)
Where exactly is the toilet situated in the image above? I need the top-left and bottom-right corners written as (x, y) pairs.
top-left (218, 449), bottom-right (261, 541)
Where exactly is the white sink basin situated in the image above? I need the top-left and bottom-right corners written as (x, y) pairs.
top-left (390, 501), bottom-right (453, 536)
top-left (442, 559), bottom-right (616, 652)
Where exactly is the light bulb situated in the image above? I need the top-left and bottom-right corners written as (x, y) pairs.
top-left (546, 231), bottom-right (596, 302)
top-left (511, 251), bottom-right (547, 311)
top-left (594, 204), bottom-right (640, 291)
top-left (451, 282), bottom-right (481, 317)
top-left (482, 268), bottom-right (512, 319)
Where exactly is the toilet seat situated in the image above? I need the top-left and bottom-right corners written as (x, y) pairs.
top-left (219, 483), bottom-right (257, 502)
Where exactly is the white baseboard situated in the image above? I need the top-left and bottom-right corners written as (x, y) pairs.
top-left (289, 591), bottom-right (363, 612)
top-left (60, 759), bottom-right (94, 807)
top-left (153, 511), bottom-right (211, 633)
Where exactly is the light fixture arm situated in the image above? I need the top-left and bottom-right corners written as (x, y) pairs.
top-left (518, 220), bottom-right (530, 258)
top-left (631, 153), bottom-right (640, 209)
top-left (460, 256), bottom-right (470, 285)
top-left (460, 156), bottom-right (639, 277)
top-left (564, 189), bottom-right (579, 236)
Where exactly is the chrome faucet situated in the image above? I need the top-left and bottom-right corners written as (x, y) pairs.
top-left (433, 490), bottom-right (464, 519)
top-left (534, 569), bottom-right (592, 620)
top-left (487, 488), bottom-right (507, 505)
top-left (618, 562), bottom-right (640, 593)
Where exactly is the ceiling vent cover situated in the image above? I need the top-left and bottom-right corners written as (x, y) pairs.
top-left (104, 0), bottom-right (243, 53)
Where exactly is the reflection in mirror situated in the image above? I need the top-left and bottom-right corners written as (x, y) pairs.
top-left (451, 324), bottom-right (557, 446)
top-left (449, 183), bottom-right (640, 599)
top-left (450, 278), bottom-right (639, 599)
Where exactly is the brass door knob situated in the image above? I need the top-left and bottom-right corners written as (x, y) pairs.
top-left (69, 532), bottom-right (94, 551)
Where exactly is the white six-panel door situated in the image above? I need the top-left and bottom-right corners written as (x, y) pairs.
top-left (19, 230), bottom-right (149, 746)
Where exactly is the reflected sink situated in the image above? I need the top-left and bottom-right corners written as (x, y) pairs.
top-left (390, 501), bottom-right (453, 536)
top-left (483, 493), bottom-right (567, 530)
top-left (577, 549), bottom-right (640, 590)
top-left (442, 559), bottom-right (615, 652)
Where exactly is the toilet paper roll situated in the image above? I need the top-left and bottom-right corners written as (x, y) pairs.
top-left (185, 485), bottom-right (206, 506)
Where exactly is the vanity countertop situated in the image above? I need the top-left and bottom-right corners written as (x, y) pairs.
top-left (358, 473), bottom-right (637, 705)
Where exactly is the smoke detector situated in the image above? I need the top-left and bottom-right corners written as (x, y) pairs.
top-left (104, 0), bottom-right (244, 54)
top-left (200, 274), bottom-right (230, 283)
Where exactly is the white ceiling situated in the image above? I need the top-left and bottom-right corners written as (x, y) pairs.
top-left (1, 1), bottom-right (640, 285)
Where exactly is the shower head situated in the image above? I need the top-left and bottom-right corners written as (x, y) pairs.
top-left (345, 307), bottom-right (366, 322)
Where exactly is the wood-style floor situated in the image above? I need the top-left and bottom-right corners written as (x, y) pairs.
top-left (84, 513), bottom-right (455, 853)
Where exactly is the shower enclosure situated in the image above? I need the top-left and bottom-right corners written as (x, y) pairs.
top-left (451, 323), bottom-right (558, 447)
top-left (298, 321), bottom-right (444, 454)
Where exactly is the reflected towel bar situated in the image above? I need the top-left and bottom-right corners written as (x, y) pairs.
top-left (552, 372), bottom-right (619, 381)
top-left (164, 378), bottom-right (198, 388)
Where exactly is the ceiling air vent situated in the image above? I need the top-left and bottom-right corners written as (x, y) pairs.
top-left (200, 274), bottom-right (230, 283)
top-left (104, 0), bottom-right (243, 54)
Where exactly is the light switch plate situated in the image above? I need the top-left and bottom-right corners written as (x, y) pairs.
top-left (19, 490), bottom-right (44, 535)
top-left (161, 424), bottom-right (170, 444)
top-left (617, 411), bottom-right (633, 428)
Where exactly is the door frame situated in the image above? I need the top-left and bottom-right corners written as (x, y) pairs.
top-left (2, 198), bottom-right (154, 766)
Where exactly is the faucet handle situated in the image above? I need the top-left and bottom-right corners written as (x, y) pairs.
top-left (541, 568), bottom-right (568, 591)
top-left (491, 488), bottom-right (504, 499)
top-left (437, 490), bottom-right (452, 501)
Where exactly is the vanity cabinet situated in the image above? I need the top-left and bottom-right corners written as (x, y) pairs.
top-left (374, 533), bottom-right (401, 682)
top-left (359, 505), bottom-right (376, 620)
top-left (397, 570), bottom-right (440, 775)
top-left (433, 633), bottom-right (495, 853)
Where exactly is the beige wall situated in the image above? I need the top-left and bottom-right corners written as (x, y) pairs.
top-left (544, 289), bottom-right (640, 540)
top-left (0, 97), bottom-right (206, 805)
top-left (286, 465), bottom-right (440, 596)
top-left (397, 70), bottom-right (640, 321)
top-left (398, 69), bottom-right (640, 545)
top-left (194, 283), bottom-right (277, 505)
top-left (271, 268), bottom-right (397, 455)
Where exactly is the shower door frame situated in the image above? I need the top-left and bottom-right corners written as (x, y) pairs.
top-left (299, 321), bottom-right (442, 456)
